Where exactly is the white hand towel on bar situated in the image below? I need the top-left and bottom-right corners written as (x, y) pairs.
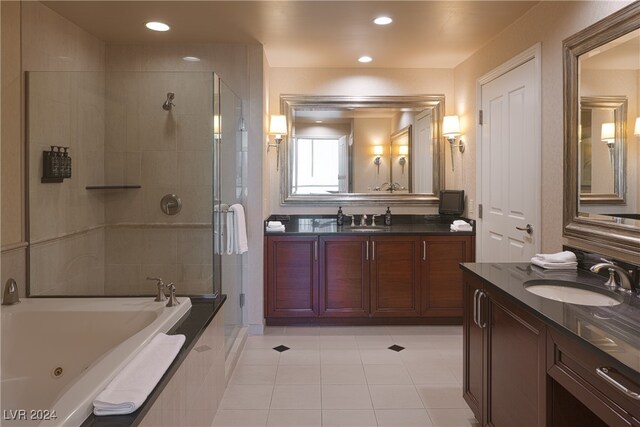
top-left (533, 251), bottom-right (576, 264)
top-left (229, 203), bottom-right (248, 254)
top-left (93, 333), bottom-right (185, 416)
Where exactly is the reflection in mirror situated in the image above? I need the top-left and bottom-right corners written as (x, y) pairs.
top-left (563, 2), bottom-right (639, 256)
top-left (280, 95), bottom-right (444, 205)
top-left (389, 126), bottom-right (411, 193)
top-left (579, 97), bottom-right (627, 204)
top-left (578, 29), bottom-right (639, 220)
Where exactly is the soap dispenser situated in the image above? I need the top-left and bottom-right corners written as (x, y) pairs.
top-left (384, 207), bottom-right (392, 226)
top-left (337, 206), bottom-right (344, 227)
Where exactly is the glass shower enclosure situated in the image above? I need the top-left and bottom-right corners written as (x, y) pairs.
top-left (26, 70), bottom-right (244, 355)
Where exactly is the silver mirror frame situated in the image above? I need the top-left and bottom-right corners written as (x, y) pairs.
top-left (279, 95), bottom-right (445, 206)
top-left (579, 96), bottom-right (627, 205)
top-left (563, 2), bottom-right (640, 256)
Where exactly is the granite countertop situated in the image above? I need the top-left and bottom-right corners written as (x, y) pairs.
top-left (460, 263), bottom-right (640, 377)
top-left (264, 214), bottom-right (475, 236)
top-left (81, 295), bottom-right (226, 427)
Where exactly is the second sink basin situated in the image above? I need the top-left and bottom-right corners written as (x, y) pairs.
top-left (524, 280), bottom-right (623, 306)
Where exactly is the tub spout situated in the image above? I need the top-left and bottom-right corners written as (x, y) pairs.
top-left (2, 278), bottom-right (20, 305)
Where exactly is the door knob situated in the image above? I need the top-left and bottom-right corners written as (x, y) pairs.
top-left (516, 224), bottom-right (533, 235)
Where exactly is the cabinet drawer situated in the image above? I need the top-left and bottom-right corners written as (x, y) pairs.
top-left (548, 327), bottom-right (640, 426)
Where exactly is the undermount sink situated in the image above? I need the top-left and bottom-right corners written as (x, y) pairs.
top-left (349, 227), bottom-right (386, 232)
top-left (524, 280), bottom-right (623, 306)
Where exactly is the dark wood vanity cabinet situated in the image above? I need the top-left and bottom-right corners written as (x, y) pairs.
top-left (421, 235), bottom-right (474, 318)
top-left (265, 235), bottom-right (318, 317)
top-left (463, 273), bottom-right (547, 427)
top-left (265, 233), bottom-right (474, 323)
top-left (370, 236), bottom-right (422, 317)
top-left (318, 236), bottom-right (370, 317)
top-left (547, 327), bottom-right (640, 426)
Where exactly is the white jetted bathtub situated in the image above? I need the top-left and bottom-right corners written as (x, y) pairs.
top-left (1, 297), bottom-right (192, 427)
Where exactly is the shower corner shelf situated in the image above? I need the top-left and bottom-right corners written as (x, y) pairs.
top-left (85, 185), bottom-right (142, 190)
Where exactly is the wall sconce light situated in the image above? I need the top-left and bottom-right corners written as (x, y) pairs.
top-left (634, 117), bottom-right (640, 136)
top-left (213, 115), bottom-right (221, 140)
top-left (398, 145), bottom-right (408, 174)
top-left (443, 115), bottom-right (465, 171)
top-left (601, 122), bottom-right (615, 165)
top-left (373, 146), bottom-right (383, 174)
top-left (268, 114), bottom-right (288, 171)
top-left (601, 122), bottom-right (615, 148)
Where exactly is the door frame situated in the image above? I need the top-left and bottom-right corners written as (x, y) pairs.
top-left (475, 43), bottom-right (542, 262)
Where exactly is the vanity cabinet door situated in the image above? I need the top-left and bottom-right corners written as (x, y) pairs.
top-left (463, 272), bottom-right (547, 427)
top-left (421, 235), bottom-right (474, 318)
top-left (485, 286), bottom-right (547, 427)
top-left (265, 236), bottom-right (318, 317)
top-left (370, 236), bottom-right (421, 317)
top-left (463, 274), bottom-right (484, 422)
top-left (319, 236), bottom-right (370, 317)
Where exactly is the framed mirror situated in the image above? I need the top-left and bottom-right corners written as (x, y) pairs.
top-left (279, 95), bottom-right (444, 205)
top-left (563, 2), bottom-right (640, 256)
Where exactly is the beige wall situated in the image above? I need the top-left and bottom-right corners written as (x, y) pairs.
top-left (267, 67), bottom-right (454, 215)
top-left (452, 0), bottom-right (634, 261)
top-left (353, 117), bottom-right (391, 193)
top-left (22, 1), bottom-right (106, 295)
top-left (1, 1), bottom-right (27, 296)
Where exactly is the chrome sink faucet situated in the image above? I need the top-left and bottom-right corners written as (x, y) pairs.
top-left (590, 260), bottom-right (635, 294)
top-left (166, 283), bottom-right (180, 307)
top-left (2, 278), bottom-right (20, 305)
top-left (360, 214), bottom-right (368, 226)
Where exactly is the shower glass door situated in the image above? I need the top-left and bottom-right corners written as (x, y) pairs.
top-left (212, 74), bottom-right (245, 355)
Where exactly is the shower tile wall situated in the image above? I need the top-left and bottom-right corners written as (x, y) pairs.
top-left (103, 72), bottom-right (214, 295)
top-left (22, 1), bottom-right (106, 296)
top-left (27, 71), bottom-right (106, 295)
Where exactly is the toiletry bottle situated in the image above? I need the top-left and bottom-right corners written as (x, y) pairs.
top-left (52, 146), bottom-right (61, 177)
top-left (337, 206), bottom-right (344, 227)
top-left (63, 147), bottom-right (71, 178)
top-left (384, 207), bottom-right (392, 226)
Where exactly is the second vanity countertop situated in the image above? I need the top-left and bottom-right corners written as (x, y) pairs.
top-left (460, 262), bottom-right (640, 377)
top-left (264, 214), bottom-right (475, 236)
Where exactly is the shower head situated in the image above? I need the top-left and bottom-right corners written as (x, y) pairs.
top-left (163, 92), bottom-right (175, 111)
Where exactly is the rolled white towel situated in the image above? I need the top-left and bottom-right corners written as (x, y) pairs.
top-left (93, 333), bottom-right (185, 416)
top-left (534, 251), bottom-right (576, 264)
top-left (267, 221), bottom-right (283, 228)
top-left (531, 256), bottom-right (577, 270)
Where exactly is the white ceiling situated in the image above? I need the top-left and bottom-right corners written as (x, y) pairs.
top-left (43, 1), bottom-right (539, 69)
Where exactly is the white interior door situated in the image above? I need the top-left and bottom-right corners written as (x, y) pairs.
top-left (478, 49), bottom-right (541, 262)
top-left (338, 135), bottom-right (349, 192)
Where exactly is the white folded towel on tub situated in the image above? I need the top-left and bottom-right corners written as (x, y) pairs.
top-left (93, 333), bottom-right (185, 416)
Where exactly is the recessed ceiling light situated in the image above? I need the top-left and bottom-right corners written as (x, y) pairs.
top-left (315, 120), bottom-right (323, 123)
top-left (183, 56), bottom-right (201, 62)
top-left (358, 56), bottom-right (373, 63)
top-left (145, 21), bottom-right (170, 32)
top-left (373, 16), bottom-right (393, 25)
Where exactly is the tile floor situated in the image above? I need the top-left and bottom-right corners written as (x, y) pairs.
top-left (213, 325), bottom-right (480, 427)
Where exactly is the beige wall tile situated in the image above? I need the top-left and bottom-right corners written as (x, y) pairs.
top-left (141, 151), bottom-right (178, 187)
top-left (0, 246), bottom-right (27, 297)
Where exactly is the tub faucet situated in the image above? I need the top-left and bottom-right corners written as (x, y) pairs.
top-left (147, 277), bottom-right (167, 302)
top-left (590, 260), bottom-right (635, 294)
top-left (2, 278), bottom-right (20, 305)
top-left (165, 283), bottom-right (180, 307)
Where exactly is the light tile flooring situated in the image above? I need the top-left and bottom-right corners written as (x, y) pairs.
top-left (213, 326), bottom-right (480, 427)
